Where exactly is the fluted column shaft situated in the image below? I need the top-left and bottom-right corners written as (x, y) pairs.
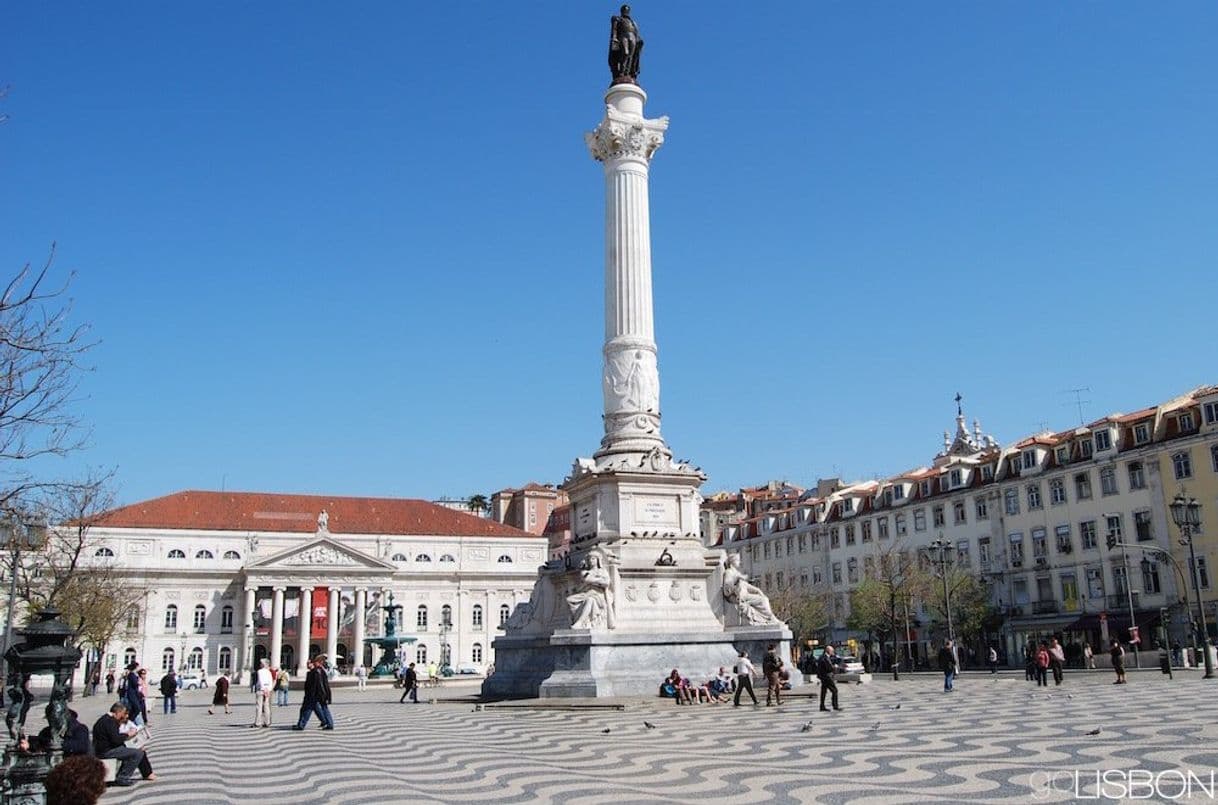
top-left (326, 587), bottom-right (340, 666)
top-left (352, 589), bottom-right (367, 670)
top-left (269, 587), bottom-right (285, 670)
top-left (297, 587), bottom-right (314, 675)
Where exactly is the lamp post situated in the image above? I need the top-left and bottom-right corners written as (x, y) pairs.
top-left (929, 537), bottom-right (955, 659)
top-left (1106, 525), bottom-right (1140, 669)
top-left (1170, 494), bottom-right (1212, 679)
top-left (0, 514), bottom-right (48, 686)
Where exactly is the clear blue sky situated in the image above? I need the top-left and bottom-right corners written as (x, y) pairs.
top-left (2, 2), bottom-right (1215, 506)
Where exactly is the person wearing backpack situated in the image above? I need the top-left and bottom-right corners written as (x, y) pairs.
top-left (762, 644), bottom-right (784, 706)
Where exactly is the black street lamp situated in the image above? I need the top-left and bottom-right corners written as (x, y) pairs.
top-left (928, 537), bottom-right (955, 650)
top-left (1170, 494), bottom-right (1212, 679)
top-left (0, 514), bottom-right (48, 685)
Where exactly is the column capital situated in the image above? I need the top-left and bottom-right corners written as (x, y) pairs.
top-left (299, 586), bottom-right (315, 594)
top-left (586, 105), bottom-right (668, 164)
top-left (272, 586), bottom-right (286, 593)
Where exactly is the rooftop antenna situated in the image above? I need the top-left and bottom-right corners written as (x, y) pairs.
top-left (1062, 387), bottom-right (1091, 425)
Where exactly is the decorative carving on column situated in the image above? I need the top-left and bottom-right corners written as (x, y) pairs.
top-left (585, 106), bottom-right (667, 162)
top-left (566, 551), bottom-right (616, 630)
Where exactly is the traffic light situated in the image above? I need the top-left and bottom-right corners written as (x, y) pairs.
top-left (1106, 532), bottom-right (1117, 550)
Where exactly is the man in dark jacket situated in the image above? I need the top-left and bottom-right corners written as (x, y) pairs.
top-left (398, 662), bottom-right (419, 704)
top-left (92, 703), bottom-right (153, 786)
top-left (939, 640), bottom-right (958, 692)
top-left (293, 657), bottom-right (335, 730)
top-left (817, 645), bottom-right (841, 712)
top-left (762, 645), bottom-right (784, 706)
top-left (158, 670), bottom-right (178, 714)
top-left (35, 708), bottom-right (91, 756)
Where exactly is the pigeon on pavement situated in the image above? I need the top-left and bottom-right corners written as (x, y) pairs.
top-left (1086, 728), bottom-right (1101, 736)
top-left (799, 721), bottom-right (813, 733)
top-left (643, 722), bottom-right (656, 729)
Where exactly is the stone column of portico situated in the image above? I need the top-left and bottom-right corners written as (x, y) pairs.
top-left (586, 83), bottom-right (671, 465)
top-left (326, 587), bottom-right (340, 667)
top-left (352, 589), bottom-right (367, 670)
top-left (269, 587), bottom-right (285, 670)
top-left (239, 586), bottom-right (256, 682)
top-left (297, 587), bottom-right (314, 675)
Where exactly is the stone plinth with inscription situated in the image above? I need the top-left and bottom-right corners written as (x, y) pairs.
top-left (483, 54), bottom-right (792, 700)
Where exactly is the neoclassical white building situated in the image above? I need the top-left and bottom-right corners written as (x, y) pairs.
top-left (82, 490), bottom-right (547, 682)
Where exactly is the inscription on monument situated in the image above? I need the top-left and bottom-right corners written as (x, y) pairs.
top-left (633, 497), bottom-right (678, 526)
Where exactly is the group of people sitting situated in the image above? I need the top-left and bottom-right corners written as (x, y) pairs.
top-left (659, 667), bottom-right (737, 704)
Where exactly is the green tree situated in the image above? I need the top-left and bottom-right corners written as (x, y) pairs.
top-left (925, 568), bottom-right (995, 648)
top-left (769, 585), bottom-right (831, 647)
top-left (846, 542), bottom-right (930, 673)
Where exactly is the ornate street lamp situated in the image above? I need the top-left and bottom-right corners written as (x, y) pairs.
top-left (1170, 494), bottom-right (1212, 679)
top-left (0, 515), bottom-right (48, 686)
top-left (928, 537), bottom-right (955, 649)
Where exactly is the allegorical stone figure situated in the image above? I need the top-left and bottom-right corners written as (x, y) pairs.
top-left (567, 553), bottom-right (615, 629)
top-left (608, 4), bottom-right (644, 84)
top-left (722, 554), bottom-right (779, 625)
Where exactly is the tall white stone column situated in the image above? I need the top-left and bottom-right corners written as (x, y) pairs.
top-left (326, 587), bottom-right (340, 667)
top-left (586, 84), bottom-right (671, 465)
top-left (239, 586), bottom-right (257, 682)
top-left (352, 588), bottom-right (367, 670)
top-left (297, 587), bottom-right (314, 675)
top-left (269, 587), bottom-right (285, 670)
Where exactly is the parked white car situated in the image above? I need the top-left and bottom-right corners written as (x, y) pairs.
top-left (177, 672), bottom-right (208, 690)
top-left (455, 662), bottom-right (482, 675)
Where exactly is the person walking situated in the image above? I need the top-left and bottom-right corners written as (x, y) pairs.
top-left (987, 646), bottom-right (998, 674)
top-left (355, 664), bottom-right (367, 691)
top-left (89, 670), bottom-right (101, 696)
top-left (208, 671), bottom-right (231, 715)
top-left (762, 644), bottom-right (784, 707)
top-left (398, 662), bottom-right (419, 704)
top-left (1109, 640), bottom-right (1127, 684)
top-left (1024, 642), bottom-right (1036, 682)
top-left (105, 671), bottom-right (115, 696)
top-left (1034, 642), bottom-right (1050, 687)
top-left (274, 667), bottom-right (290, 706)
top-left (252, 658), bottom-right (274, 728)
top-left (123, 664), bottom-right (146, 728)
top-left (158, 670), bottom-right (178, 715)
top-left (1048, 638), bottom-right (1066, 686)
top-left (294, 657), bottom-right (335, 730)
top-left (1084, 643), bottom-right (1095, 670)
top-left (816, 646), bottom-right (841, 712)
top-left (939, 640), bottom-right (958, 692)
top-left (732, 650), bottom-right (758, 707)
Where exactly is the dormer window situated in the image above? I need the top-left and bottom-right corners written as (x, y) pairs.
top-left (1133, 423), bottom-right (1150, 444)
top-left (919, 480), bottom-right (931, 497)
top-left (1179, 412), bottom-right (1195, 431)
top-left (1094, 430), bottom-right (1112, 451)
top-left (1055, 446), bottom-right (1070, 464)
top-left (892, 485), bottom-right (906, 500)
top-left (1080, 439), bottom-right (1093, 459)
top-left (981, 465), bottom-right (994, 481)
top-left (948, 469), bottom-right (963, 488)
top-left (841, 499), bottom-right (854, 514)
top-left (1204, 401), bottom-right (1218, 425)
top-left (1021, 450), bottom-right (1037, 470)
top-left (939, 476), bottom-right (951, 493)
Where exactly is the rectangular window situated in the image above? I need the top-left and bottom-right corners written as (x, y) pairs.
top-left (1055, 446), bottom-right (1070, 465)
top-left (913, 509), bottom-right (927, 532)
top-left (1037, 576), bottom-right (1053, 602)
top-left (1022, 450), bottom-right (1037, 470)
top-left (1050, 478), bottom-right (1067, 505)
top-left (1086, 567), bottom-right (1104, 599)
top-left (812, 566), bottom-right (823, 584)
top-left (800, 573), bottom-right (808, 587)
top-left (1074, 472), bottom-right (1092, 500)
top-left (1004, 489), bottom-right (1020, 515)
top-left (975, 497), bottom-right (989, 521)
top-left (978, 537), bottom-right (991, 568)
top-left (1112, 565), bottom-right (1128, 596)
top-left (1061, 573), bottom-right (1080, 611)
top-left (1032, 528), bottom-right (1047, 559)
top-left (775, 571), bottom-right (784, 589)
top-left (1106, 514), bottom-right (1123, 542)
top-left (1134, 510), bottom-right (1153, 541)
top-left (1013, 578), bottom-right (1029, 605)
top-left (892, 484), bottom-right (906, 500)
top-left (932, 505), bottom-right (945, 527)
top-left (877, 516), bottom-right (889, 539)
top-left (940, 476), bottom-right (952, 493)
top-left (1009, 533), bottom-right (1025, 567)
top-left (845, 524), bottom-right (856, 545)
top-left (919, 480), bottom-right (931, 498)
top-left (1205, 401), bottom-right (1218, 425)
top-left (1133, 423), bottom-right (1150, 444)
top-left (1100, 466), bottom-right (1118, 496)
top-left (953, 500), bottom-right (966, 525)
top-left (956, 540), bottom-right (970, 568)
top-left (1094, 430), bottom-right (1112, 451)
top-left (786, 536), bottom-right (793, 554)
top-left (847, 559), bottom-right (859, 584)
top-left (832, 563), bottom-right (842, 584)
top-left (1127, 461), bottom-right (1146, 490)
top-left (830, 528), bottom-right (840, 549)
top-left (1080, 439), bottom-right (1093, 459)
top-left (1212, 444), bottom-right (1218, 473)
top-left (1027, 483), bottom-right (1043, 510)
top-left (798, 534), bottom-right (807, 552)
top-left (1197, 557), bottom-right (1210, 589)
top-left (1142, 562), bottom-right (1161, 594)
top-left (1173, 451), bottom-right (1193, 480)
top-left (842, 498), bottom-right (854, 514)
top-left (895, 514), bottom-right (907, 535)
top-left (1055, 524), bottom-right (1072, 554)
top-left (864, 556), bottom-right (875, 579)
top-left (764, 543), bottom-right (771, 560)
top-left (982, 464), bottom-right (994, 481)
top-left (861, 520), bottom-right (872, 542)
top-left (949, 468), bottom-right (962, 487)
top-left (1179, 412), bottom-right (1195, 431)
top-left (764, 573), bottom-right (772, 589)
top-left (1080, 520), bottom-right (1098, 550)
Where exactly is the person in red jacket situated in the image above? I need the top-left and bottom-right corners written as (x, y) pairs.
top-left (1035, 642), bottom-right (1051, 687)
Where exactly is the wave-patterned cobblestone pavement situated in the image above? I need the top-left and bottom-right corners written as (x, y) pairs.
top-left (88, 674), bottom-right (1218, 804)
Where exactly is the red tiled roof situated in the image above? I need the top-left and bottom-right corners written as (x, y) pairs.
top-left (1115, 407), bottom-right (1156, 424)
top-left (96, 490), bottom-right (535, 538)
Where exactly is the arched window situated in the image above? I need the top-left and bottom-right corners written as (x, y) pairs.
top-left (416, 605), bottom-right (428, 629)
top-left (472, 642), bottom-right (483, 663)
top-left (94, 547), bottom-right (114, 557)
top-left (441, 643), bottom-right (452, 665)
top-left (416, 645), bottom-right (427, 664)
top-left (439, 554), bottom-right (455, 563)
top-left (415, 554), bottom-right (432, 563)
top-left (167, 549), bottom-right (186, 559)
top-left (164, 605), bottom-right (178, 630)
top-left (441, 605), bottom-right (452, 627)
top-left (218, 647), bottom-right (232, 671)
top-left (221, 605), bottom-right (234, 633)
top-left (223, 550), bottom-right (241, 560)
top-left (392, 553), bottom-right (408, 562)
top-left (471, 605), bottom-right (483, 628)
top-left (499, 604), bottom-right (511, 627)
top-left (162, 648), bottom-right (175, 672)
top-left (497, 554), bottom-right (512, 563)
top-left (125, 610), bottom-right (140, 630)
top-left (195, 549), bottom-right (214, 559)
top-left (123, 648), bottom-right (137, 667)
top-left (188, 647), bottom-right (204, 670)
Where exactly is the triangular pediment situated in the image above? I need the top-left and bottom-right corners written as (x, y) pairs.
top-left (248, 536), bottom-right (396, 571)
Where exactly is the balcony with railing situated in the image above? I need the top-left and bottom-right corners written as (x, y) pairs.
top-left (1032, 600), bottom-right (1059, 615)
